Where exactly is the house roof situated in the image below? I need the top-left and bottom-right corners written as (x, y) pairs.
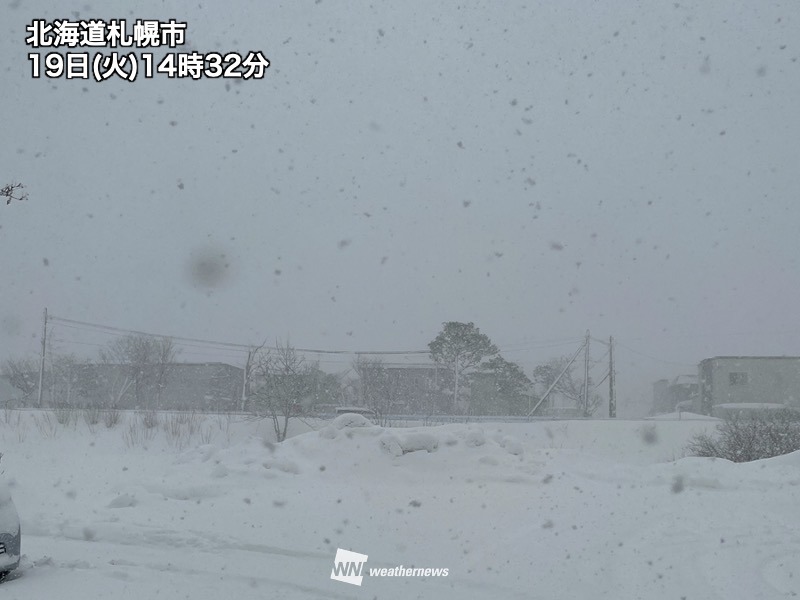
top-left (169, 362), bottom-right (242, 368)
top-left (701, 356), bottom-right (800, 361)
top-left (97, 361), bottom-right (241, 368)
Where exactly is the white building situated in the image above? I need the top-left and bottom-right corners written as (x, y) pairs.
top-left (698, 356), bottom-right (800, 415)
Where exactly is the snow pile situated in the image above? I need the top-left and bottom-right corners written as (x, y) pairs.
top-left (0, 411), bottom-right (797, 599)
top-left (271, 422), bottom-right (526, 469)
top-left (379, 431), bottom-right (439, 456)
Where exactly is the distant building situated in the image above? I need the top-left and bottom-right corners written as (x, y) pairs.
top-left (0, 376), bottom-right (23, 405)
top-left (652, 374), bottom-right (698, 414)
top-left (381, 363), bottom-right (444, 414)
top-left (652, 379), bottom-right (669, 412)
top-left (38, 362), bottom-right (243, 411)
top-left (161, 362), bottom-right (243, 411)
top-left (698, 356), bottom-right (800, 415)
top-left (345, 359), bottom-right (446, 416)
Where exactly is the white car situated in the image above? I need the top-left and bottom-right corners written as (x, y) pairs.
top-left (0, 481), bottom-right (20, 578)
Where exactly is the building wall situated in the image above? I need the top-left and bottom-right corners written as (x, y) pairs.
top-left (652, 376), bottom-right (698, 414)
top-left (699, 357), bottom-right (800, 412)
top-left (652, 379), bottom-right (669, 413)
top-left (382, 366), bottom-right (443, 414)
top-left (162, 363), bottom-right (243, 411)
top-left (39, 362), bottom-right (243, 411)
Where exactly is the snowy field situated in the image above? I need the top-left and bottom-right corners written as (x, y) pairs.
top-left (0, 409), bottom-right (798, 599)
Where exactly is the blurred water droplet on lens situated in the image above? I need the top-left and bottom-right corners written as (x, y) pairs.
top-left (186, 246), bottom-right (230, 289)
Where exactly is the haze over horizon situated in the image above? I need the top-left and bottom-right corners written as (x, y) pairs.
top-left (2, 0), bottom-right (799, 415)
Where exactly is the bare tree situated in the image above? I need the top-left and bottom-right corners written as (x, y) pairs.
top-left (353, 356), bottom-right (390, 425)
top-left (1, 357), bottom-right (39, 403)
top-left (48, 353), bottom-right (97, 407)
top-left (352, 357), bottom-right (418, 424)
top-left (252, 340), bottom-right (312, 442)
top-left (581, 391), bottom-right (603, 418)
top-left (533, 356), bottom-right (601, 417)
top-left (1, 182), bottom-right (27, 205)
top-left (152, 337), bottom-right (179, 406)
top-left (99, 334), bottom-right (178, 409)
top-left (305, 364), bottom-right (343, 411)
top-left (102, 370), bottom-right (133, 410)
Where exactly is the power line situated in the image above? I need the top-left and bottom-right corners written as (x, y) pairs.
top-left (590, 347), bottom-right (610, 366)
top-left (614, 341), bottom-right (696, 368)
top-left (52, 325), bottom-right (253, 354)
top-left (48, 314), bottom-right (430, 356)
top-left (49, 316), bottom-right (252, 351)
top-left (500, 339), bottom-right (584, 354)
top-left (496, 336), bottom-right (584, 351)
top-left (593, 371), bottom-right (610, 389)
top-left (48, 313), bottom-right (604, 368)
top-left (618, 325), bottom-right (800, 345)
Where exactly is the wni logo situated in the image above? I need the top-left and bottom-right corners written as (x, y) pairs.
top-left (330, 548), bottom-right (369, 586)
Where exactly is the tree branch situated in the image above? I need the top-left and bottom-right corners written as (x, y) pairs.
top-left (2, 182), bottom-right (28, 205)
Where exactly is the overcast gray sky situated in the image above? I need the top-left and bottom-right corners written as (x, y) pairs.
top-left (2, 1), bottom-right (799, 415)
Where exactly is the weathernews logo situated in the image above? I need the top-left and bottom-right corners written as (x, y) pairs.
top-left (330, 547), bottom-right (449, 587)
top-left (330, 548), bottom-right (368, 586)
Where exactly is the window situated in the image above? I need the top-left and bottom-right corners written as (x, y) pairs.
top-left (729, 372), bottom-right (748, 386)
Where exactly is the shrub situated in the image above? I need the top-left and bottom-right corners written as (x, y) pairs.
top-left (163, 413), bottom-right (189, 449)
top-left (200, 425), bottom-right (214, 445)
top-left (102, 408), bottom-right (122, 428)
top-left (83, 406), bottom-right (101, 426)
top-left (139, 410), bottom-right (159, 429)
top-left (54, 406), bottom-right (78, 426)
top-left (686, 409), bottom-right (800, 462)
top-left (122, 420), bottom-right (156, 448)
top-left (33, 412), bottom-right (58, 438)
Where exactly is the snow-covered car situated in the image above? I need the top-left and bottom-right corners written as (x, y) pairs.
top-left (0, 480), bottom-right (20, 578)
top-left (335, 406), bottom-right (378, 422)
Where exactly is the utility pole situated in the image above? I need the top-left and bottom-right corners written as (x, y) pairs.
top-left (583, 330), bottom-right (590, 416)
top-left (527, 337), bottom-right (586, 417)
top-left (37, 307), bottom-right (47, 408)
top-left (453, 353), bottom-right (460, 413)
top-left (608, 336), bottom-right (616, 418)
top-left (241, 347), bottom-right (254, 413)
top-left (240, 340), bottom-right (266, 413)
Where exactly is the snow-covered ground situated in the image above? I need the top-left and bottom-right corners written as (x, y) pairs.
top-left (0, 409), bottom-right (798, 599)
